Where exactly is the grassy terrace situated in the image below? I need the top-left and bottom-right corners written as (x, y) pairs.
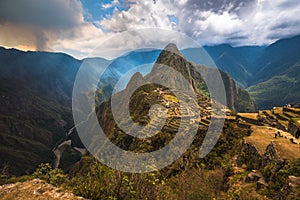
top-left (283, 111), bottom-right (299, 119)
top-left (291, 118), bottom-right (300, 126)
top-left (263, 110), bottom-right (276, 119)
top-left (237, 113), bottom-right (258, 120)
top-left (278, 119), bottom-right (289, 128)
top-left (163, 94), bottom-right (179, 103)
top-left (285, 107), bottom-right (300, 115)
top-left (245, 126), bottom-right (300, 159)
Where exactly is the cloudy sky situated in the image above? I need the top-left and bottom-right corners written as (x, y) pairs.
top-left (0, 0), bottom-right (300, 59)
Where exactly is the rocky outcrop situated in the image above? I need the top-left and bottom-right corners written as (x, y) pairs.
top-left (0, 179), bottom-right (85, 200)
top-left (289, 175), bottom-right (300, 188)
top-left (256, 178), bottom-right (268, 190)
top-left (237, 143), bottom-right (262, 170)
top-left (152, 44), bottom-right (256, 112)
top-left (245, 171), bottom-right (262, 183)
top-left (261, 142), bottom-right (280, 167)
top-left (238, 142), bottom-right (283, 170)
top-left (288, 121), bottom-right (298, 137)
top-left (237, 141), bottom-right (294, 195)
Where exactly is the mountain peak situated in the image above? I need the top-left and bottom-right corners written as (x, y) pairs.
top-left (163, 43), bottom-right (181, 55)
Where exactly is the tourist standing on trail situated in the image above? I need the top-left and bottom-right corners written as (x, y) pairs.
top-left (296, 126), bottom-right (300, 139)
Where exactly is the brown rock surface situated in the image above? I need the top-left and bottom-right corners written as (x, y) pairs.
top-left (0, 179), bottom-right (85, 200)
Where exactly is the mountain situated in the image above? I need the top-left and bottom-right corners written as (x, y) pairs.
top-left (182, 44), bottom-right (265, 88)
top-left (252, 35), bottom-right (300, 85)
top-left (0, 47), bottom-right (81, 175)
top-left (153, 44), bottom-right (256, 112)
top-left (97, 44), bottom-right (256, 140)
top-left (248, 63), bottom-right (300, 109)
top-left (182, 35), bottom-right (300, 109)
top-left (94, 44), bottom-right (256, 172)
top-left (247, 35), bottom-right (300, 109)
top-left (0, 46), bottom-right (171, 175)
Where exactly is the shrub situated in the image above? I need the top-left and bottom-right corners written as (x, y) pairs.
top-left (33, 163), bottom-right (66, 186)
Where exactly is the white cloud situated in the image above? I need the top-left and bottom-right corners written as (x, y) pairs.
top-left (100, 1), bottom-right (178, 32)
top-left (1, 0), bottom-right (300, 59)
top-left (98, 0), bottom-right (300, 47)
top-left (102, 0), bottom-right (120, 10)
top-left (49, 0), bottom-right (300, 58)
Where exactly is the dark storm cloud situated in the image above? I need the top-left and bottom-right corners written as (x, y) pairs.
top-left (0, 0), bottom-right (83, 29)
top-left (0, 0), bottom-right (85, 51)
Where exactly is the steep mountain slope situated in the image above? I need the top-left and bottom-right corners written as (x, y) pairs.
top-left (0, 46), bottom-right (161, 175)
top-left (183, 35), bottom-right (300, 109)
top-left (97, 44), bottom-right (256, 141)
top-left (247, 35), bottom-right (300, 108)
top-left (252, 35), bottom-right (300, 85)
top-left (0, 48), bottom-right (82, 175)
top-left (154, 44), bottom-right (256, 112)
top-left (182, 45), bottom-right (265, 88)
top-left (248, 63), bottom-right (300, 109)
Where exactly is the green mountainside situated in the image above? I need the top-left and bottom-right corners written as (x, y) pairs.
top-left (1, 42), bottom-right (300, 199)
top-left (152, 44), bottom-right (256, 112)
top-left (0, 48), bottom-right (81, 176)
top-left (95, 43), bottom-right (256, 174)
top-left (2, 33), bottom-right (300, 176)
top-left (247, 35), bottom-right (300, 109)
top-left (184, 35), bottom-right (300, 109)
top-left (248, 63), bottom-right (300, 108)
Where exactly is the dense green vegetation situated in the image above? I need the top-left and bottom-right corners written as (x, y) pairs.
top-left (2, 122), bottom-right (299, 199)
top-left (248, 64), bottom-right (300, 109)
top-left (1, 122), bottom-right (251, 199)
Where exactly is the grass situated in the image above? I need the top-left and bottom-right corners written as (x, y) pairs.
top-left (247, 74), bottom-right (299, 109)
top-left (291, 118), bottom-right (300, 126)
top-left (277, 119), bottom-right (289, 127)
top-left (163, 94), bottom-right (179, 103)
top-left (245, 126), bottom-right (300, 159)
top-left (283, 112), bottom-right (299, 119)
top-left (237, 113), bottom-right (258, 120)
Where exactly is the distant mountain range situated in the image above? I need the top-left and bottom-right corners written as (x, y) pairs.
top-left (87, 34), bottom-right (300, 109)
top-left (190, 35), bottom-right (300, 109)
top-left (1, 34), bottom-right (300, 175)
top-left (103, 35), bottom-right (300, 109)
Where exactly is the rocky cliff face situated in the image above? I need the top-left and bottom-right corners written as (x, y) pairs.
top-left (152, 44), bottom-right (256, 112)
